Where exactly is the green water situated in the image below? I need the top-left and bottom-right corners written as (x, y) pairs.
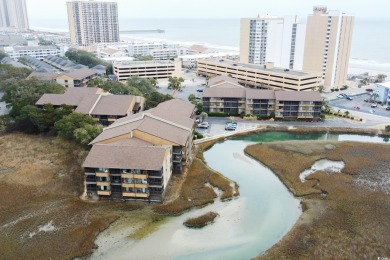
top-left (177, 132), bottom-right (388, 260)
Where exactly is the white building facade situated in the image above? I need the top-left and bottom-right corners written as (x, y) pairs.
top-left (0, 0), bottom-right (29, 31)
top-left (1, 45), bottom-right (60, 61)
top-left (373, 82), bottom-right (390, 106)
top-left (240, 15), bottom-right (306, 70)
top-left (127, 42), bottom-right (180, 57)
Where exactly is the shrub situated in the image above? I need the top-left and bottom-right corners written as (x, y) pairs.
top-left (183, 212), bottom-right (218, 228)
top-left (194, 131), bottom-right (204, 139)
top-left (257, 114), bottom-right (270, 120)
top-left (385, 125), bottom-right (390, 132)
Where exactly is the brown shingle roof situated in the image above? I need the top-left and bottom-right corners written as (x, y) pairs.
top-left (74, 94), bottom-right (100, 114)
top-left (153, 99), bottom-right (195, 118)
top-left (203, 87), bottom-right (246, 98)
top-left (91, 95), bottom-right (134, 116)
top-left (91, 120), bottom-right (144, 144)
top-left (136, 116), bottom-right (190, 146)
top-left (83, 145), bottom-right (166, 170)
top-left (209, 82), bottom-right (243, 89)
top-left (208, 75), bottom-right (239, 86)
top-left (275, 91), bottom-right (322, 102)
top-left (63, 68), bottom-right (97, 80)
top-left (246, 89), bottom-right (275, 99)
top-left (107, 138), bottom-right (152, 147)
top-left (36, 94), bottom-right (82, 106)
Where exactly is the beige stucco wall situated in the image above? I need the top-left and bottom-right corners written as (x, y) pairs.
top-left (239, 19), bottom-right (251, 64)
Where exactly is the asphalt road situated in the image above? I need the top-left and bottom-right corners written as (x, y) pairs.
top-left (195, 116), bottom-right (389, 137)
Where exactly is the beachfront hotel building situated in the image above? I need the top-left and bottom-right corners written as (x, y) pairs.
top-left (303, 6), bottom-right (354, 91)
top-left (0, 0), bottom-right (29, 31)
top-left (83, 99), bottom-right (195, 202)
top-left (203, 76), bottom-right (322, 120)
top-left (127, 42), bottom-right (180, 57)
top-left (36, 87), bottom-right (145, 125)
top-left (113, 60), bottom-right (182, 81)
top-left (240, 15), bottom-right (306, 70)
top-left (66, 0), bottom-right (119, 46)
top-left (197, 59), bottom-right (322, 91)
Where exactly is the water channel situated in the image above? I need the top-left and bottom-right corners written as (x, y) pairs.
top-left (93, 132), bottom-right (389, 260)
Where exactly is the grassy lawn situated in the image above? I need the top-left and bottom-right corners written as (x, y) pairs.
top-left (245, 141), bottom-right (390, 259)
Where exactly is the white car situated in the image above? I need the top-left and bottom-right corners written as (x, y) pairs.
top-left (337, 94), bottom-right (344, 98)
top-left (197, 122), bottom-right (210, 129)
top-left (371, 103), bottom-right (378, 108)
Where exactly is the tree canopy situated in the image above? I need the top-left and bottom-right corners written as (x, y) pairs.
top-left (65, 49), bottom-right (110, 69)
top-left (168, 76), bottom-right (185, 90)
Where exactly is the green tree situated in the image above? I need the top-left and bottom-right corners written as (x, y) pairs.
top-left (200, 112), bottom-right (208, 122)
top-left (196, 102), bottom-right (203, 114)
top-left (168, 76), bottom-right (185, 90)
top-left (55, 113), bottom-right (97, 140)
top-left (372, 93), bottom-right (379, 102)
top-left (148, 78), bottom-right (158, 88)
top-left (0, 78), bottom-right (64, 119)
top-left (65, 49), bottom-right (109, 68)
top-left (188, 94), bottom-right (196, 104)
top-left (344, 111), bottom-right (350, 117)
top-left (0, 51), bottom-right (8, 60)
top-left (133, 55), bottom-right (154, 61)
top-left (127, 76), bottom-right (172, 109)
top-left (74, 124), bottom-right (104, 146)
top-left (377, 74), bottom-right (387, 82)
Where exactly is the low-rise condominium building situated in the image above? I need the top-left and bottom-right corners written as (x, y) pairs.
top-left (203, 76), bottom-right (322, 120)
top-left (36, 87), bottom-right (145, 125)
top-left (83, 99), bottom-right (195, 202)
top-left (197, 59), bottom-right (322, 91)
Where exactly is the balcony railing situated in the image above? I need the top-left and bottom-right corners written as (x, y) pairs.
top-left (97, 190), bottom-right (111, 196)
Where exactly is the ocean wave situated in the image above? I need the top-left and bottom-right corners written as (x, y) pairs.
top-left (30, 26), bottom-right (68, 33)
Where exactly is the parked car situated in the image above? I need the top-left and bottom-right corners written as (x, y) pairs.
top-left (337, 94), bottom-right (344, 98)
top-left (365, 88), bottom-right (373, 92)
top-left (225, 123), bottom-right (237, 131)
top-left (386, 106), bottom-right (390, 111)
top-left (371, 103), bottom-right (378, 108)
top-left (346, 96), bottom-right (353, 100)
top-left (197, 122), bottom-right (209, 129)
top-left (196, 89), bottom-right (204, 92)
top-left (195, 117), bottom-right (201, 123)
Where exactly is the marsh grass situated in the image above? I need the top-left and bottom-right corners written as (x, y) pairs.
top-left (183, 212), bottom-right (218, 228)
top-left (0, 133), bottom-right (143, 259)
top-left (247, 141), bottom-right (390, 259)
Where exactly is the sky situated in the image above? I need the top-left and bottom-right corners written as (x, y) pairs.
top-left (27, 0), bottom-right (390, 21)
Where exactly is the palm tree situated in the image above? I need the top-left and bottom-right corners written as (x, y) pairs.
top-left (377, 74), bottom-right (387, 83)
top-left (344, 111), bottom-right (350, 117)
top-left (148, 78), bottom-right (158, 88)
top-left (168, 76), bottom-right (185, 90)
top-left (200, 112), bottom-right (208, 122)
top-left (372, 93), bottom-right (379, 103)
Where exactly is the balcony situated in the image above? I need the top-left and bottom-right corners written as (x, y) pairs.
top-left (97, 181), bottom-right (111, 186)
top-left (148, 171), bottom-right (163, 178)
top-left (173, 154), bottom-right (182, 163)
top-left (121, 172), bottom-right (148, 179)
top-left (122, 192), bottom-right (150, 198)
top-left (97, 190), bottom-right (111, 196)
top-left (172, 147), bottom-right (182, 155)
top-left (96, 172), bottom-right (109, 177)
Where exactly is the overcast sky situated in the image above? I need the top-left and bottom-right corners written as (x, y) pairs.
top-left (27, 0), bottom-right (390, 21)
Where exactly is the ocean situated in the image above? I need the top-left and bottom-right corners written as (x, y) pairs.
top-left (31, 18), bottom-right (390, 76)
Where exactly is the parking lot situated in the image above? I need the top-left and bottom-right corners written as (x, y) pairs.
top-left (156, 70), bottom-right (206, 101)
top-left (329, 93), bottom-right (390, 118)
top-left (195, 117), bottom-right (259, 137)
